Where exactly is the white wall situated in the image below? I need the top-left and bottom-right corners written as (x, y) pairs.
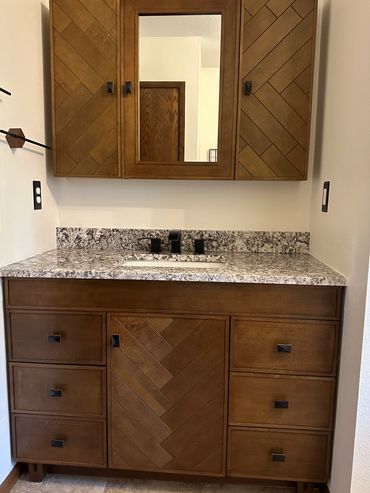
top-left (0, 0), bottom-right (59, 483)
top-left (198, 68), bottom-right (220, 162)
top-left (310, 1), bottom-right (370, 492)
top-left (54, 178), bottom-right (313, 231)
top-left (140, 37), bottom-right (201, 161)
top-left (351, 263), bottom-right (370, 493)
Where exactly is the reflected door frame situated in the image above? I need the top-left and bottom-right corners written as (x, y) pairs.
top-left (122, 0), bottom-right (241, 180)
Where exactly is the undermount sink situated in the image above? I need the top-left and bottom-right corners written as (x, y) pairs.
top-left (123, 260), bottom-right (225, 269)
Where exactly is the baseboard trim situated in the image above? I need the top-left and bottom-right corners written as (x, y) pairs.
top-left (0, 464), bottom-right (21, 493)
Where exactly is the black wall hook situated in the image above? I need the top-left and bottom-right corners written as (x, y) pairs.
top-left (0, 128), bottom-right (51, 150)
top-left (0, 87), bottom-right (11, 96)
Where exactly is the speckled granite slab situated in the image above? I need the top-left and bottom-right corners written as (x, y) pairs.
top-left (0, 249), bottom-right (346, 286)
top-left (56, 228), bottom-right (310, 254)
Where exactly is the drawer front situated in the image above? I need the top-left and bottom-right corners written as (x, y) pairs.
top-left (229, 373), bottom-right (334, 429)
top-left (11, 364), bottom-right (106, 418)
top-left (7, 312), bottom-right (105, 364)
top-left (6, 279), bottom-right (341, 319)
top-left (231, 319), bottom-right (338, 374)
top-left (227, 427), bottom-right (330, 482)
top-left (13, 415), bottom-right (106, 467)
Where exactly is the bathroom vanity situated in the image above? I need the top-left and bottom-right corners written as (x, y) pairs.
top-left (1, 233), bottom-right (346, 491)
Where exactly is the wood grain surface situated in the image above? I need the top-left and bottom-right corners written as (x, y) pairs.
top-left (237, 0), bottom-right (317, 180)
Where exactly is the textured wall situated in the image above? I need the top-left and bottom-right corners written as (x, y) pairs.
top-left (309, 1), bottom-right (370, 492)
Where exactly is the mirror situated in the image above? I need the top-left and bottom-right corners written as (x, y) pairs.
top-left (139, 15), bottom-right (222, 164)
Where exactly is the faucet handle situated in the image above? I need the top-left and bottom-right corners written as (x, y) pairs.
top-left (194, 238), bottom-right (213, 255)
top-left (138, 237), bottom-right (162, 254)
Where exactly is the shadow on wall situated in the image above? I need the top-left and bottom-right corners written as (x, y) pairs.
top-left (41, 2), bottom-right (55, 182)
top-left (313, 1), bottom-right (331, 178)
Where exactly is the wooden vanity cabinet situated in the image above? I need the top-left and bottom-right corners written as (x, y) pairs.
top-left (4, 279), bottom-right (343, 487)
top-left (108, 314), bottom-right (228, 475)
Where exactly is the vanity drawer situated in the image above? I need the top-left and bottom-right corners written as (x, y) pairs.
top-left (7, 312), bottom-right (106, 364)
top-left (10, 364), bottom-right (106, 418)
top-left (229, 373), bottom-right (334, 429)
top-left (12, 415), bottom-right (106, 467)
top-left (227, 427), bottom-right (330, 482)
top-left (231, 319), bottom-right (338, 375)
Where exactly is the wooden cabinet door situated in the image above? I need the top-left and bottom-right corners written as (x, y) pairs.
top-left (50, 0), bottom-right (120, 177)
top-left (236, 0), bottom-right (317, 180)
top-left (108, 314), bottom-right (228, 475)
top-left (140, 82), bottom-right (185, 163)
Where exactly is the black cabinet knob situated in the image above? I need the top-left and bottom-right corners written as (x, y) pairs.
top-left (47, 335), bottom-right (62, 344)
top-left (48, 389), bottom-right (63, 398)
top-left (51, 439), bottom-right (64, 448)
top-left (106, 81), bottom-right (115, 94)
top-left (274, 400), bottom-right (289, 409)
top-left (244, 80), bottom-right (252, 95)
top-left (112, 334), bottom-right (120, 348)
top-left (277, 343), bottom-right (292, 353)
top-left (124, 81), bottom-right (133, 95)
top-left (272, 453), bottom-right (286, 462)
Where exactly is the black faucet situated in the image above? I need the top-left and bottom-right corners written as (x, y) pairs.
top-left (168, 230), bottom-right (181, 254)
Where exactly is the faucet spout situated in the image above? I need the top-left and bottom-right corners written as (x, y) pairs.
top-left (168, 230), bottom-right (182, 254)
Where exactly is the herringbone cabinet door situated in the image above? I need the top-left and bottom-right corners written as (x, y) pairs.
top-left (108, 315), bottom-right (228, 475)
top-left (237, 0), bottom-right (317, 180)
top-left (50, 0), bottom-right (120, 177)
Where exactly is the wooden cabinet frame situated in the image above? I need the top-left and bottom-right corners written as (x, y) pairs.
top-left (122, 0), bottom-right (241, 179)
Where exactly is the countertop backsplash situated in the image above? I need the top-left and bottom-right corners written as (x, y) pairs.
top-left (56, 228), bottom-right (310, 255)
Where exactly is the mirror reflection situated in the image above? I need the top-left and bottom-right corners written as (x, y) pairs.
top-left (139, 14), bottom-right (222, 164)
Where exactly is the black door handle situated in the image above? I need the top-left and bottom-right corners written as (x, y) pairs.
top-left (124, 81), bottom-right (133, 95)
top-left (106, 81), bottom-right (115, 94)
top-left (244, 80), bottom-right (252, 95)
top-left (112, 334), bottom-right (120, 348)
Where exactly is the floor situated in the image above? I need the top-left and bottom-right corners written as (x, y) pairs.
top-left (10, 475), bottom-right (296, 493)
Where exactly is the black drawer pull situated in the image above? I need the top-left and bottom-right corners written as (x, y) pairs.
top-left (277, 344), bottom-right (292, 353)
top-left (48, 335), bottom-right (62, 344)
top-left (48, 389), bottom-right (63, 398)
top-left (51, 439), bottom-right (64, 448)
top-left (274, 400), bottom-right (289, 409)
top-left (272, 453), bottom-right (286, 462)
top-left (112, 334), bottom-right (120, 348)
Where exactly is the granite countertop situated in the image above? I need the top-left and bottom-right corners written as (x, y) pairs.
top-left (0, 249), bottom-right (346, 286)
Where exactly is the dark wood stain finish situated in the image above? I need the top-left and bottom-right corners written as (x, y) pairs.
top-left (5, 279), bottom-right (342, 320)
top-left (236, 0), bottom-right (318, 180)
top-left (50, 0), bottom-right (120, 177)
top-left (140, 82), bottom-right (185, 163)
top-left (3, 277), bottom-right (343, 487)
top-left (122, 0), bottom-right (240, 179)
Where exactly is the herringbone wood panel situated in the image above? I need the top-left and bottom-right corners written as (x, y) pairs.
top-left (237, 0), bottom-right (317, 180)
top-left (108, 315), bottom-right (228, 475)
top-left (51, 0), bottom-right (119, 177)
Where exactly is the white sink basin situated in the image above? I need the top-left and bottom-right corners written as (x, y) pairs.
top-left (123, 260), bottom-right (225, 269)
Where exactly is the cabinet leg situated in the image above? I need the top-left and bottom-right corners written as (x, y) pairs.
top-left (27, 463), bottom-right (47, 482)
